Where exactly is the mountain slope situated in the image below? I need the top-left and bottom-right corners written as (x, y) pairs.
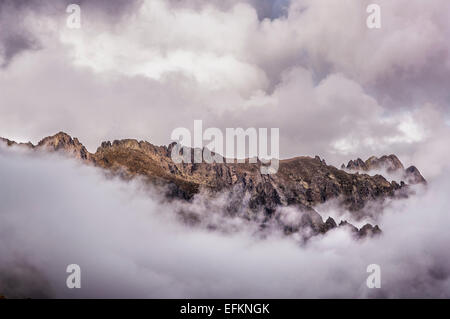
top-left (1, 132), bottom-right (426, 238)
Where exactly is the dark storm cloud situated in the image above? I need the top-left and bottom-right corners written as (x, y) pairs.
top-left (0, 0), bottom-right (142, 66)
top-left (0, 0), bottom-right (45, 67)
top-left (0, 31), bottom-right (39, 67)
top-left (249, 0), bottom-right (291, 19)
top-left (368, 48), bottom-right (450, 109)
top-left (167, 0), bottom-right (291, 19)
top-left (0, 0), bottom-right (141, 15)
top-left (75, 0), bottom-right (143, 21)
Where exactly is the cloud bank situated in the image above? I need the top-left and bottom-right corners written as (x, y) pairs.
top-left (0, 147), bottom-right (450, 298)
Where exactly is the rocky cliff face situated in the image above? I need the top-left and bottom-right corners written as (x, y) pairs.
top-left (1, 132), bottom-right (90, 160)
top-left (1, 132), bottom-right (425, 239)
top-left (37, 132), bottom-right (91, 161)
top-left (342, 155), bottom-right (426, 185)
top-left (91, 139), bottom-right (409, 213)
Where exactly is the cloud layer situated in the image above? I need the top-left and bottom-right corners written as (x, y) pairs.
top-left (0, 146), bottom-right (450, 298)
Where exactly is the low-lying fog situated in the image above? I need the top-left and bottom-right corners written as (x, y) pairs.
top-left (1, 146), bottom-right (449, 298)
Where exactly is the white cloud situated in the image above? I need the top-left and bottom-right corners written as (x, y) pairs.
top-left (1, 0), bottom-right (450, 179)
top-left (59, 1), bottom-right (267, 92)
top-left (1, 146), bottom-right (450, 298)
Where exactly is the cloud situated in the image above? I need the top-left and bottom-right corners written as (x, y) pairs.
top-left (0, 146), bottom-right (450, 298)
top-left (0, 0), bottom-right (42, 67)
top-left (54, 0), bottom-right (450, 105)
top-left (1, 0), bottom-right (450, 300)
top-left (0, 0), bottom-right (450, 179)
top-left (0, 0), bottom-right (142, 67)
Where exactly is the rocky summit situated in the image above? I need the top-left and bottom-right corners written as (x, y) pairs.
top-left (0, 132), bottom-right (427, 239)
top-left (342, 154), bottom-right (426, 185)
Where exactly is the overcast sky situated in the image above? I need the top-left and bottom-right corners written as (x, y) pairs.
top-left (1, 0), bottom-right (449, 179)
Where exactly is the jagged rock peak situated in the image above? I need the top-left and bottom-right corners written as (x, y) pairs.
top-left (344, 154), bottom-right (404, 172)
top-left (0, 137), bottom-right (34, 149)
top-left (346, 158), bottom-right (367, 171)
top-left (366, 154), bottom-right (404, 171)
top-left (36, 132), bottom-right (91, 160)
top-left (343, 154), bottom-right (426, 185)
top-left (38, 131), bottom-right (77, 147)
top-left (405, 165), bottom-right (427, 185)
top-left (2, 132), bottom-right (428, 239)
top-left (1, 132), bottom-right (422, 214)
top-left (359, 224), bottom-right (382, 238)
top-left (338, 220), bottom-right (381, 238)
top-left (96, 138), bottom-right (170, 158)
top-left (324, 217), bottom-right (337, 231)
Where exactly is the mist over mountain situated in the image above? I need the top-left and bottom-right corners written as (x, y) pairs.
top-left (1, 0), bottom-right (449, 300)
top-left (343, 155), bottom-right (427, 185)
top-left (1, 131), bottom-right (427, 241)
top-left (1, 132), bottom-right (449, 299)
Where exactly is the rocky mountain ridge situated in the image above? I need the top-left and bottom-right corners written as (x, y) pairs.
top-left (342, 154), bottom-right (426, 185)
top-left (1, 132), bottom-right (427, 239)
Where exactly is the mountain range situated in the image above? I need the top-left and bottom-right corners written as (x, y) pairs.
top-left (0, 132), bottom-right (426, 239)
